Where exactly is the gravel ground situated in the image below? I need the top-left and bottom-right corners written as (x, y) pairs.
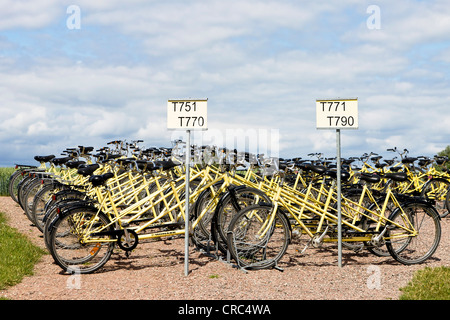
top-left (0, 196), bottom-right (448, 300)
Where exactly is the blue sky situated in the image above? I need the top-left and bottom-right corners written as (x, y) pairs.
top-left (1, 0), bottom-right (450, 166)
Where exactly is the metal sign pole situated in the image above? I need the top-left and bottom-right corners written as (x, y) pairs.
top-left (167, 99), bottom-right (207, 276)
top-left (316, 98), bottom-right (358, 268)
top-left (336, 129), bottom-right (342, 268)
top-left (184, 129), bottom-right (191, 276)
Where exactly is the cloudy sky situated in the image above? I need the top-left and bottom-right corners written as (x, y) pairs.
top-left (1, 0), bottom-right (450, 166)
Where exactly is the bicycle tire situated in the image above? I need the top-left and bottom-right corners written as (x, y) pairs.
top-left (211, 186), bottom-right (271, 254)
top-left (386, 201), bottom-right (441, 265)
top-left (362, 197), bottom-right (399, 257)
top-left (43, 188), bottom-right (86, 218)
top-left (421, 178), bottom-right (450, 218)
top-left (22, 178), bottom-right (53, 223)
top-left (226, 204), bottom-right (290, 270)
top-left (31, 182), bottom-right (64, 232)
top-left (43, 197), bottom-right (91, 251)
top-left (8, 169), bottom-right (26, 203)
top-left (47, 206), bottom-right (115, 274)
top-left (16, 174), bottom-right (35, 209)
top-left (189, 182), bottom-right (225, 251)
top-left (18, 172), bottom-right (50, 209)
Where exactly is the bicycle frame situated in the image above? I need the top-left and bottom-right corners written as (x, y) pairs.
top-left (239, 170), bottom-right (418, 247)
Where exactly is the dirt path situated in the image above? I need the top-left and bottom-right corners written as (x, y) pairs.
top-left (0, 196), bottom-right (448, 300)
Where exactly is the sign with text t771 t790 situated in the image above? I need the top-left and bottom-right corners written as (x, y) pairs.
top-left (316, 98), bottom-right (358, 129)
top-left (167, 99), bottom-right (208, 130)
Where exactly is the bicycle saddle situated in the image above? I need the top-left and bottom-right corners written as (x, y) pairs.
top-left (325, 169), bottom-right (350, 181)
top-left (66, 160), bottom-right (86, 169)
top-left (50, 156), bottom-right (73, 166)
top-left (136, 160), bottom-right (159, 171)
top-left (154, 159), bottom-right (180, 171)
top-left (78, 146), bottom-right (94, 154)
top-left (385, 172), bottom-right (408, 182)
top-left (89, 172), bottom-right (114, 187)
top-left (342, 159), bottom-right (355, 165)
top-left (304, 164), bottom-right (327, 174)
top-left (77, 164), bottom-right (100, 176)
top-left (102, 154), bottom-right (122, 162)
top-left (359, 172), bottom-right (381, 183)
top-left (402, 157), bottom-right (418, 164)
top-left (116, 158), bottom-right (135, 166)
top-left (279, 161), bottom-right (288, 170)
top-left (34, 155), bottom-right (55, 163)
top-left (418, 159), bottom-right (431, 167)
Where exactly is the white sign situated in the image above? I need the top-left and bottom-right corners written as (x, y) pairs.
top-left (316, 98), bottom-right (358, 129)
top-left (167, 99), bottom-right (208, 130)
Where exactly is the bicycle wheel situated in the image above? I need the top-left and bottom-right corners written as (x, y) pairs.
top-left (23, 178), bottom-right (53, 223)
top-left (193, 182), bottom-right (224, 233)
top-left (363, 198), bottom-right (398, 257)
top-left (226, 204), bottom-right (290, 270)
top-left (211, 187), bottom-right (271, 254)
top-left (189, 182), bottom-right (224, 251)
top-left (421, 178), bottom-right (449, 218)
top-left (43, 197), bottom-right (90, 251)
top-left (16, 174), bottom-right (36, 209)
top-left (386, 201), bottom-right (441, 265)
top-left (31, 182), bottom-right (63, 232)
top-left (8, 169), bottom-right (27, 203)
top-left (340, 188), bottom-right (374, 252)
top-left (47, 206), bottom-right (115, 274)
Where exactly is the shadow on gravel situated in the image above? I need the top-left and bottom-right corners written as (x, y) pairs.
top-left (87, 239), bottom-right (218, 274)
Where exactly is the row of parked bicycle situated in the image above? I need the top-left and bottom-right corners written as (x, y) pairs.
top-left (7, 140), bottom-right (448, 273)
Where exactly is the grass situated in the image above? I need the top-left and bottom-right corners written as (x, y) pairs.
top-left (0, 168), bottom-right (15, 197)
top-left (399, 266), bottom-right (450, 300)
top-left (0, 212), bottom-right (46, 291)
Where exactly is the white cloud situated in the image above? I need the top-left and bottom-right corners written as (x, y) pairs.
top-left (344, 1), bottom-right (450, 51)
top-left (1, 1), bottom-right (450, 165)
top-left (0, 0), bottom-right (61, 30)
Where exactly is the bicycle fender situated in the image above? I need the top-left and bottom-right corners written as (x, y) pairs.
top-left (219, 186), bottom-right (272, 212)
top-left (46, 204), bottom-right (103, 233)
top-left (388, 200), bottom-right (441, 222)
top-left (417, 199), bottom-right (441, 220)
top-left (42, 197), bottom-right (90, 224)
top-left (46, 215), bottom-right (61, 234)
top-left (421, 177), bottom-right (449, 193)
top-left (256, 202), bottom-right (274, 208)
top-left (210, 185), bottom-right (254, 233)
top-left (55, 202), bottom-right (99, 222)
top-left (211, 184), bottom-right (244, 217)
top-left (192, 181), bottom-right (225, 219)
top-left (401, 196), bottom-right (436, 207)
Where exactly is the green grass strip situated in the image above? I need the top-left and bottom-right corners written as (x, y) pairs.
top-left (0, 168), bottom-right (15, 197)
top-left (399, 266), bottom-right (450, 300)
top-left (0, 212), bottom-right (46, 290)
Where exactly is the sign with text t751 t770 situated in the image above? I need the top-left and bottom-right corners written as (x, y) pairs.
top-left (316, 98), bottom-right (358, 129)
top-left (167, 99), bottom-right (208, 130)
